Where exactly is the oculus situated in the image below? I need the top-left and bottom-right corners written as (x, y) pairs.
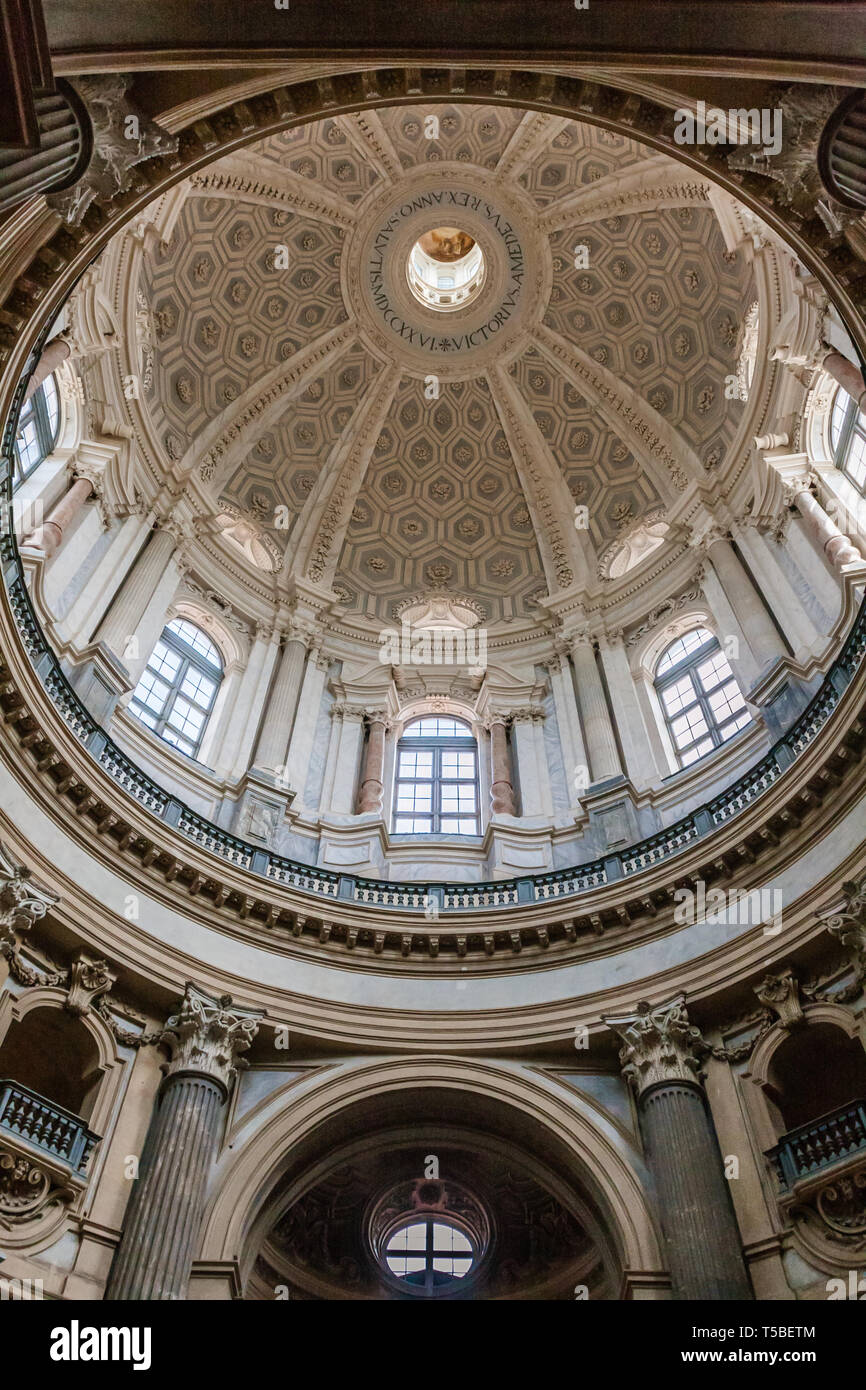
top-left (407, 225), bottom-right (485, 311)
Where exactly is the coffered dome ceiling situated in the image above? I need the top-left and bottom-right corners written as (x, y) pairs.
top-left (133, 102), bottom-right (758, 629)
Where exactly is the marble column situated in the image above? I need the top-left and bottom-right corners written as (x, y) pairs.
top-left (106, 984), bottom-right (262, 1301)
top-left (732, 522), bottom-right (823, 655)
top-left (789, 485), bottom-right (863, 573)
top-left (252, 624), bottom-right (310, 773)
top-left (569, 631), bottom-right (622, 783)
top-left (547, 649), bottom-right (590, 806)
top-left (215, 626), bottom-right (279, 779)
top-left (510, 707), bottom-right (552, 817)
top-left (95, 526), bottom-right (177, 656)
top-left (59, 511), bottom-right (146, 646)
top-left (821, 348), bottom-right (866, 411)
top-left (704, 530), bottom-right (787, 669)
top-left (488, 713), bottom-right (515, 816)
top-left (23, 337), bottom-right (71, 404)
top-left (282, 644), bottom-right (329, 807)
top-left (597, 631), bottom-right (660, 788)
top-left (604, 997), bottom-right (753, 1301)
top-left (327, 706), bottom-right (366, 814)
top-left (23, 475), bottom-right (93, 558)
top-left (357, 710), bottom-right (389, 814)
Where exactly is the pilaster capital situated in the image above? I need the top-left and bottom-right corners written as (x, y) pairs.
top-left (160, 983), bottom-right (264, 1094)
top-left (603, 995), bottom-right (709, 1098)
top-left (332, 702), bottom-right (367, 723)
top-left (568, 627), bottom-right (596, 654)
top-left (510, 704), bottom-right (545, 724)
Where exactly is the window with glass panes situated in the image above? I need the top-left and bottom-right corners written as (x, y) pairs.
top-left (129, 618), bottom-right (222, 759)
top-left (830, 386), bottom-right (866, 495)
top-left (654, 627), bottom-right (752, 768)
top-left (13, 375), bottom-right (60, 487)
top-left (384, 1219), bottom-right (475, 1289)
top-left (392, 716), bottom-right (480, 835)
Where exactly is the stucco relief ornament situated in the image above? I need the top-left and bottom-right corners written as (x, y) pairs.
top-left (603, 996), bottom-right (709, 1098)
top-left (823, 876), bottom-right (866, 979)
top-left (0, 844), bottom-right (56, 956)
top-left (753, 968), bottom-right (805, 1029)
top-left (47, 75), bottom-right (178, 226)
top-left (727, 85), bottom-right (861, 233)
top-left (65, 954), bottom-right (117, 1018)
top-left (160, 984), bottom-right (264, 1095)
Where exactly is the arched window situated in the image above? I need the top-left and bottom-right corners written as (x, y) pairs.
top-left (13, 374), bottom-right (60, 487)
top-left (129, 618), bottom-right (223, 760)
top-left (830, 385), bottom-right (866, 495)
top-left (654, 627), bottom-right (751, 768)
top-left (393, 716), bottom-right (479, 835)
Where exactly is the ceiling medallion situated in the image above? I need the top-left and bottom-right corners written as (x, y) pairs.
top-left (347, 166), bottom-right (549, 380)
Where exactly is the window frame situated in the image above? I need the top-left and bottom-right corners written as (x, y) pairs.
top-left (129, 619), bottom-right (223, 761)
top-left (383, 1217), bottom-right (476, 1290)
top-left (392, 716), bottom-right (481, 836)
top-left (13, 375), bottom-right (60, 489)
top-left (830, 385), bottom-right (866, 497)
top-left (654, 628), bottom-right (752, 770)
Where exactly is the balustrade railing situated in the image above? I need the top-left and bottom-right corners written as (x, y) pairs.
top-left (2, 476), bottom-right (866, 916)
top-left (0, 1079), bottom-right (99, 1175)
top-left (769, 1100), bottom-right (866, 1189)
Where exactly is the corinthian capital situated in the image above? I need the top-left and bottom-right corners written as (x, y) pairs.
top-left (603, 995), bottom-right (709, 1098)
top-left (161, 983), bottom-right (264, 1094)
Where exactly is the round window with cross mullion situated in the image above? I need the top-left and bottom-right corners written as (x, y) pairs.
top-left (384, 1217), bottom-right (476, 1290)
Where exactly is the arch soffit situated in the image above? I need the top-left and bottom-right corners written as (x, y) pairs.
top-left (0, 983), bottom-right (124, 1072)
top-left (198, 1056), bottom-right (662, 1274)
top-left (746, 1000), bottom-right (866, 1089)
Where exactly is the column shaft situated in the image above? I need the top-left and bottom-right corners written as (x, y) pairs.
top-left (598, 636), bottom-right (660, 787)
top-left (283, 653), bottom-right (328, 806)
top-left (793, 487), bottom-right (862, 572)
top-left (489, 717), bottom-right (515, 815)
top-left (96, 528), bottom-right (176, 653)
top-left (706, 535), bottom-right (787, 669)
top-left (822, 349), bottom-right (866, 411)
top-left (357, 716), bottom-right (387, 814)
top-left (570, 637), bottom-right (622, 783)
top-left (106, 1073), bottom-right (224, 1300)
top-left (639, 1081), bottom-right (753, 1301)
top-left (253, 635), bottom-right (307, 771)
top-left (24, 476), bottom-right (92, 558)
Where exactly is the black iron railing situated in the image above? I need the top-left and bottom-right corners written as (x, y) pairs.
top-left (769, 1100), bottom-right (866, 1189)
top-left (0, 1078), bottom-right (99, 1176)
top-left (2, 422), bottom-right (866, 914)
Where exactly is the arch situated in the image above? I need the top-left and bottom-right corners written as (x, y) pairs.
top-left (744, 1002), bottom-right (866, 1152)
top-left (198, 1056), bottom-right (663, 1292)
top-left (0, 985), bottom-right (126, 1136)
